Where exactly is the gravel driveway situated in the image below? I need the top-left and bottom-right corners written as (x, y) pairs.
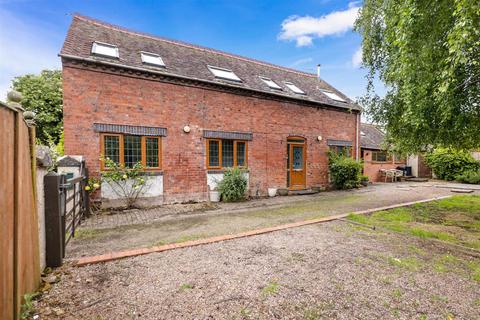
top-left (69, 182), bottom-right (465, 258)
top-left (38, 220), bottom-right (480, 319)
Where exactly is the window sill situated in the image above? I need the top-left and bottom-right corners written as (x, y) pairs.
top-left (101, 170), bottom-right (163, 176)
top-left (207, 168), bottom-right (249, 174)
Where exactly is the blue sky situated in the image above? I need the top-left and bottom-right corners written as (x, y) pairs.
top-left (0, 0), bottom-right (374, 101)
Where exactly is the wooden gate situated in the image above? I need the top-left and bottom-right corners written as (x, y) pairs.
top-left (44, 166), bottom-right (89, 267)
top-left (0, 98), bottom-right (41, 320)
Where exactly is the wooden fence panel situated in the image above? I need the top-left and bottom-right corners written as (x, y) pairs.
top-left (0, 100), bottom-right (41, 320)
top-left (14, 114), bottom-right (41, 317)
top-left (0, 106), bottom-right (15, 320)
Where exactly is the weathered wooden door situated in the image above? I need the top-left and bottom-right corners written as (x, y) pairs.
top-left (287, 138), bottom-right (306, 190)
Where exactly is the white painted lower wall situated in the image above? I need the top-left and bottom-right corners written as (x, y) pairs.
top-left (207, 172), bottom-right (250, 190)
top-left (101, 175), bottom-right (163, 199)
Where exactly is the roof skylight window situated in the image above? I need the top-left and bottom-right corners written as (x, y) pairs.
top-left (208, 66), bottom-right (242, 82)
top-left (140, 52), bottom-right (165, 67)
top-left (259, 77), bottom-right (282, 90)
top-left (91, 41), bottom-right (119, 58)
top-left (321, 90), bottom-right (346, 102)
top-left (284, 82), bottom-right (305, 94)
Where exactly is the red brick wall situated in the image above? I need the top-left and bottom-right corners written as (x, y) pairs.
top-left (63, 66), bottom-right (359, 203)
top-left (362, 149), bottom-right (404, 182)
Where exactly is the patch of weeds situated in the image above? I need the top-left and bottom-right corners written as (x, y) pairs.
top-left (372, 208), bottom-right (414, 223)
top-left (75, 228), bottom-right (103, 240)
top-left (151, 239), bottom-right (168, 247)
top-left (179, 283), bottom-right (194, 290)
top-left (408, 245), bottom-right (426, 256)
top-left (261, 280), bottom-right (280, 296)
top-left (175, 234), bottom-right (208, 243)
top-left (291, 252), bottom-right (306, 262)
top-left (474, 298), bottom-right (480, 306)
top-left (391, 308), bottom-right (400, 318)
top-left (433, 254), bottom-right (463, 273)
top-left (431, 294), bottom-right (448, 303)
top-left (409, 228), bottom-right (455, 242)
top-left (347, 213), bottom-right (370, 224)
top-left (380, 276), bottom-right (393, 285)
top-left (467, 260), bottom-right (480, 282)
top-left (386, 256), bottom-right (422, 271)
top-left (417, 315), bottom-right (428, 320)
top-left (392, 288), bottom-right (402, 299)
top-left (303, 307), bottom-right (323, 320)
top-left (239, 307), bottom-right (251, 319)
top-left (20, 292), bottom-right (40, 319)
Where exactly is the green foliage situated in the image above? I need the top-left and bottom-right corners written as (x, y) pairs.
top-left (11, 70), bottom-right (63, 145)
top-left (85, 177), bottom-right (101, 193)
top-left (355, 0), bottom-right (480, 153)
top-left (20, 292), bottom-right (40, 319)
top-left (360, 175), bottom-right (369, 182)
top-left (217, 167), bottom-right (248, 202)
top-left (101, 157), bottom-right (148, 208)
top-left (424, 148), bottom-right (480, 180)
top-left (456, 170), bottom-right (480, 184)
top-left (328, 152), bottom-right (363, 189)
top-left (55, 131), bottom-right (64, 156)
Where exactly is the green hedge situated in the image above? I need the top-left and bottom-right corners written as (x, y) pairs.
top-left (424, 148), bottom-right (480, 181)
top-left (328, 152), bottom-right (363, 189)
top-left (455, 170), bottom-right (480, 184)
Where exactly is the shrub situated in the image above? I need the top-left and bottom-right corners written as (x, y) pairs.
top-left (455, 170), bottom-right (480, 184)
top-left (217, 167), bottom-right (248, 202)
top-left (101, 157), bottom-right (148, 208)
top-left (328, 152), bottom-right (363, 189)
top-left (360, 175), bottom-right (369, 182)
top-left (425, 148), bottom-right (480, 181)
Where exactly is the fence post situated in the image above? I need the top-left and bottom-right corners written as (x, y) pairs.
top-left (44, 172), bottom-right (63, 267)
top-left (84, 167), bottom-right (90, 217)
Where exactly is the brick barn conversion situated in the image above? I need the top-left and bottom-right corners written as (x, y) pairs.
top-left (61, 15), bottom-right (361, 205)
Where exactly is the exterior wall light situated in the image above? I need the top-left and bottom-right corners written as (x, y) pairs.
top-left (317, 135), bottom-right (322, 141)
top-left (183, 125), bottom-right (191, 133)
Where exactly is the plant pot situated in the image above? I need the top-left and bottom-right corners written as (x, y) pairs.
top-left (209, 190), bottom-right (220, 202)
top-left (277, 188), bottom-right (288, 196)
top-left (268, 188), bottom-right (277, 197)
top-left (361, 181), bottom-right (369, 187)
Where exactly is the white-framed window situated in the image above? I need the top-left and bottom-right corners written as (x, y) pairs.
top-left (207, 66), bottom-right (242, 82)
top-left (140, 51), bottom-right (165, 67)
top-left (91, 41), bottom-right (119, 58)
top-left (284, 81), bottom-right (305, 94)
top-left (259, 76), bottom-right (282, 90)
top-left (321, 90), bottom-right (346, 102)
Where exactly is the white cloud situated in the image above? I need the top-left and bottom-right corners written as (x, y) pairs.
top-left (0, 9), bottom-right (61, 100)
top-left (352, 47), bottom-right (362, 68)
top-left (278, 2), bottom-right (360, 47)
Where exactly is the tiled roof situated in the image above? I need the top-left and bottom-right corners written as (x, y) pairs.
top-left (60, 14), bottom-right (360, 111)
top-left (360, 123), bottom-right (385, 150)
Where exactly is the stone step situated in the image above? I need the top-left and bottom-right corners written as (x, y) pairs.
top-left (288, 189), bottom-right (318, 196)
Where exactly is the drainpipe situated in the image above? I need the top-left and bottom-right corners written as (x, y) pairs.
top-left (356, 113), bottom-right (360, 160)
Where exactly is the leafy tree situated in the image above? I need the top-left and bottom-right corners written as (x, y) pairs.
top-left (10, 70), bottom-right (63, 145)
top-left (355, 0), bottom-right (480, 153)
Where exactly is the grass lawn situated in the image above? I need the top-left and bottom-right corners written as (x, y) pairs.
top-left (348, 195), bottom-right (480, 250)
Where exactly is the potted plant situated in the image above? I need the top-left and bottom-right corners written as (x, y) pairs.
top-left (209, 187), bottom-right (221, 202)
top-left (360, 175), bottom-right (369, 186)
top-left (277, 188), bottom-right (288, 196)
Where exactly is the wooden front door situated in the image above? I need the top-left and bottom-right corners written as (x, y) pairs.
top-left (287, 138), bottom-right (306, 190)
